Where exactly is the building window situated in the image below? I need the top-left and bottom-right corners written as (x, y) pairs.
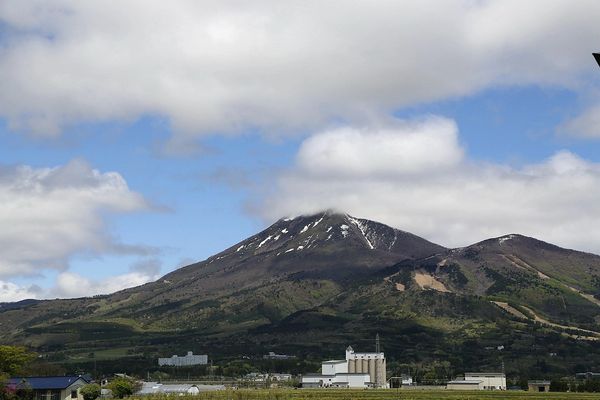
top-left (71, 390), bottom-right (77, 399)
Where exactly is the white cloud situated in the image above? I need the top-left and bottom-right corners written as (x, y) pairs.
top-left (52, 267), bottom-right (159, 299)
top-left (264, 117), bottom-right (600, 253)
top-left (0, 280), bottom-right (41, 302)
top-left (0, 159), bottom-right (150, 278)
top-left (296, 117), bottom-right (463, 177)
top-left (0, 1), bottom-right (599, 143)
top-left (561, 104), bottom-right (600, 138)
top-left (0, 261), bottom-right (161, 301)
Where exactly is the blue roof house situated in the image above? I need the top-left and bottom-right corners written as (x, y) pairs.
top-left (8, 376), bottom-right (90, 400)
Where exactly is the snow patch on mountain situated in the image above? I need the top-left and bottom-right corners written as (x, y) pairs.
top-left (340, 224), bottom-right (349, 238)
top-left (347, 216), bottom-right (374, 249)
top-left (258, 235), bottom-right (272, 248)
top-left (499, 235), bottom-right (516, 245)
top-left (313, 217), bottom-right (324, 228)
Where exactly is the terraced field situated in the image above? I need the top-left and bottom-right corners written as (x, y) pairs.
top-left (134, 389), bottom-right (600, 400)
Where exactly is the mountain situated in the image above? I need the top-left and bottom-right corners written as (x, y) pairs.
top-left (3, 212), bottom-right (600, 378)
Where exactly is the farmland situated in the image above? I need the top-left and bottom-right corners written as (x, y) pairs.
top-left (132, 389), bottom-right (600, 400)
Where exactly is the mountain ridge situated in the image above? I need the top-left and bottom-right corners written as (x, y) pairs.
top-left (4, 211), bottom-right (600, 377)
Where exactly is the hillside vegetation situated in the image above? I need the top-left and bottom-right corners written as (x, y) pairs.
top-left (3, 212), bottom-right (600, 378)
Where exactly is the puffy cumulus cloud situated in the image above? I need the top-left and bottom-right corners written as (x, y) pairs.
top-left (0, 159), bottom-right (150, 278)
top-left (0, 280), bottom-right (42, 302)
top-left (296, 117), bottom-right (463, 177)
top-left (1, 1), bottom-right (599, 143)
top-left (0, 259), bottom-right (162, 301)
top-left (263, 117), bottom-right (600, 253)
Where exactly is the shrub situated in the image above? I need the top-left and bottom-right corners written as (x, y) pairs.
top-left (80, 383), bottom-right (102, 400)
top-left (107, 378), bottom-right (139, 399)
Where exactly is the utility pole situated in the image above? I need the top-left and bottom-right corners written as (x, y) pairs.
top-left (376, 333), bottom-right (380, 353)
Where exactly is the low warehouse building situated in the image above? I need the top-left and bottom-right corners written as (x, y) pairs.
top-left (301, 373), bottom-right (371, 389)
top-left (446, 372), bottom-right (506, 391)
top-left (446, 380), bottom-right (484, 390)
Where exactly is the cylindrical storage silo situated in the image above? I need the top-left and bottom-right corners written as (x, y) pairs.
top-left (375, 359), bottom-right (383, 386)
top-left (362, 359), bottom-right (368, 375)
top-left (348, 359), bottom-right (355, 373)
top-left (368, 358), bottom-right (375, 383)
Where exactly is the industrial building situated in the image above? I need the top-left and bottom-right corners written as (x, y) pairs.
top-left (301, 344), bottom-right (387, 389)
top-left (446, 372), bottom-right (506, 390)
top-left (158, 351), bottom-right (208, 367)
top-left (345, 346), bottom-right (386, 387)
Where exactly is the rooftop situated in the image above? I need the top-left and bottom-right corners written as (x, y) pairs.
top-left (465, 372), bottom-right (506, 377)
top-left (8, 376), bottom-right (89, 390)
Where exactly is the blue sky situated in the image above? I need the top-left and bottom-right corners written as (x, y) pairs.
top-left (2, 1), bottom-right (600, 301)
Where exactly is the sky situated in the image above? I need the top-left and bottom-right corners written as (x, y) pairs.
top-left (2, 0), bottom-right (600, 301)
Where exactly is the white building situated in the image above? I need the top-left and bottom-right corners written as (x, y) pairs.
top-left (446, 372), bottom-right (506, 391)
top-left (446, 379), bottom-right (486, 390)
top-left (158, 351), bottom-right (208, 367)
top-left (301, 345), bottom-right (387, 389)
top-left (137, 382), bottom-right (225, 395)
top-left (345, 346), bottom-right (387, 387)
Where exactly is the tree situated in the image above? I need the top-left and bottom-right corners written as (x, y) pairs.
top-left (107, 377), bottom-right (139, 399)
top-left (550, 379), bottom-right (569, 392)
top-left (0, 346), bottom-right (36, 376)
top-left (80, 384), bottom-right (101, 400)
top-left (14, 380), bottom-right (34, 400)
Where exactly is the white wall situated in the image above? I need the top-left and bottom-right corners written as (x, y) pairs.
top-left (447, 382), bottom-right (483, 390)
top-left (322, 361), bottom-right (347, 375)
top-left (464, 374), bottom-right (506, 390)
top-left (344, 374), bottom-right (370, 388)
top-left (301, 373), bottom-right (370, 388)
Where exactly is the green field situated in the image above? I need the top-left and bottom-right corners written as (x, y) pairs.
top-left (132, 389), bottom-right (600, 400)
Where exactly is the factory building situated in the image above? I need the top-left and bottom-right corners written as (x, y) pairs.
top-left (446, 372), bottom-right (506, 391)
top-left (301, 343), bottom-right (387, 389)
top-left (158, 351), bottom-right (208, 367)
top-left (345, 346), bottom-right (386, 387)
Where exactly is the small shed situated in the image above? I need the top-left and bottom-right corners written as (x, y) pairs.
top-left (528, 381), bottom-right (551, 392)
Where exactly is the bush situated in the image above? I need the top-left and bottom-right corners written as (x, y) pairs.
top-left (107, 377), bottom-right (139, 399)
top-left (550, 379), bottom-right (569, 392)
top-left (80, 383), bottom-right (102, 400)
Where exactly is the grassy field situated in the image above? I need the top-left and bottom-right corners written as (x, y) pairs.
top-left (132, 389), bottom-right (600, 400)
